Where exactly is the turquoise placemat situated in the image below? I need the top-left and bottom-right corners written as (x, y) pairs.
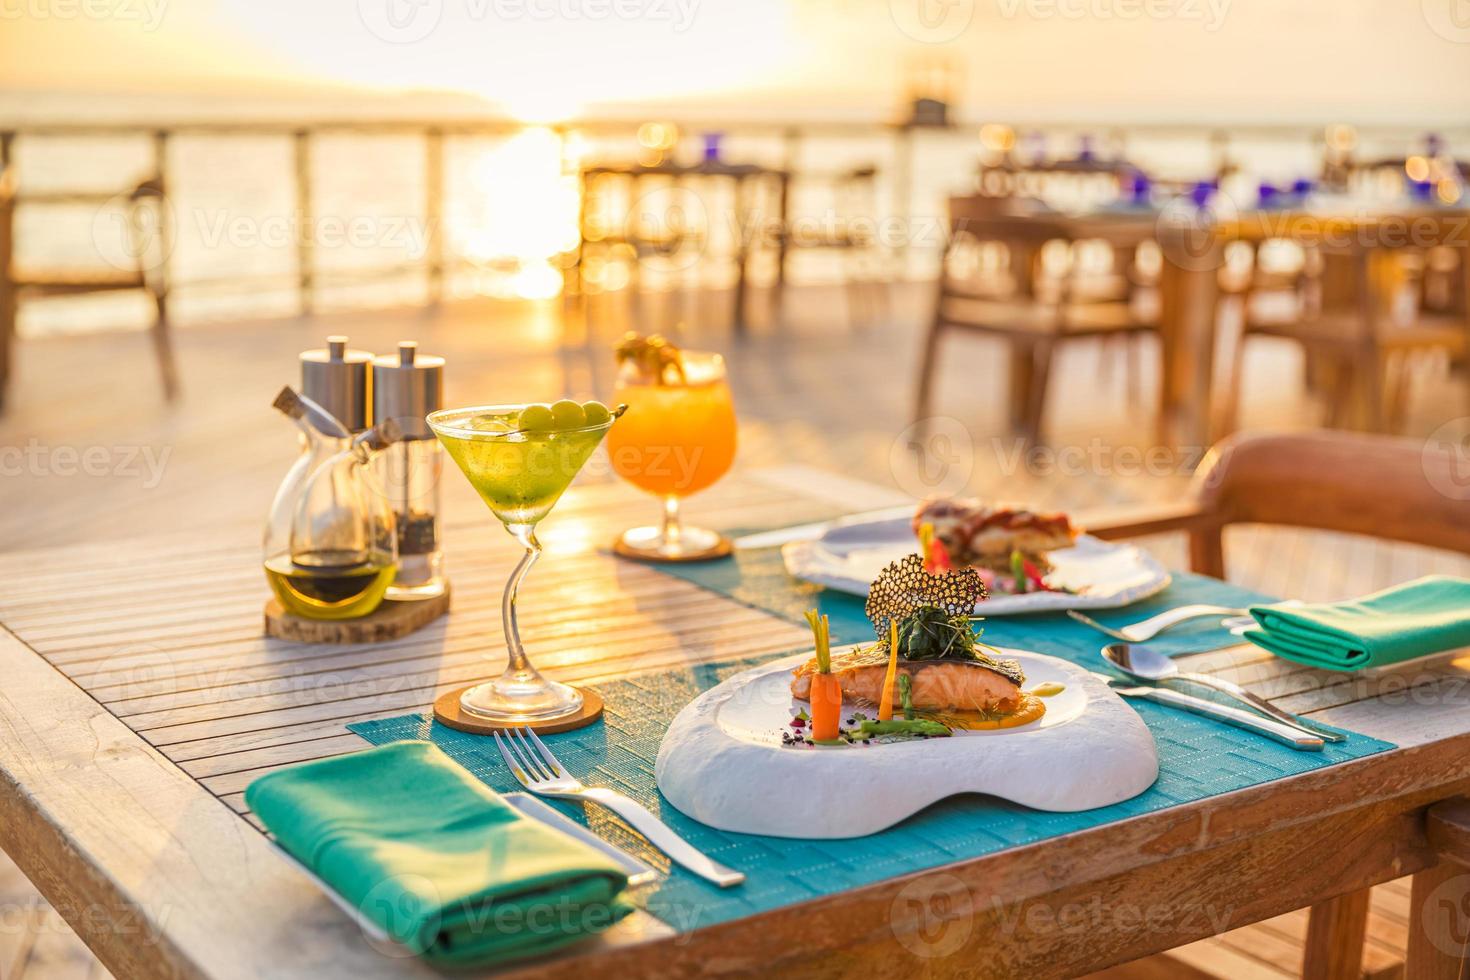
top-left (350, 655), bottom-right (1392, 934)
top-left (656, 541), bottom-right (1273, 658)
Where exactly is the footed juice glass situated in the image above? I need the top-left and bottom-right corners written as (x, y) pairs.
top-left (606, 350), bottom-right (738, 560)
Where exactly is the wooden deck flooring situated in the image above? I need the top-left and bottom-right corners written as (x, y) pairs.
top-left (2, 281), bottom-right (1468, 980)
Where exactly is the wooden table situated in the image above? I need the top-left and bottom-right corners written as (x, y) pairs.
top-left (975, 205), bottom-right (1470, 450)
top-left (575, 161), bottom-right (791, 331)
top-left (4, 467), bottom-right (1470, 979)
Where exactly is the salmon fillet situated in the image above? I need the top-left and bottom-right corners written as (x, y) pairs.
top-left (791, 647), bottom-right (1023, 713)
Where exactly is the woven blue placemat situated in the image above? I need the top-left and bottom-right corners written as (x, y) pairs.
top-left (351, 640), bottom-right (1392, 933)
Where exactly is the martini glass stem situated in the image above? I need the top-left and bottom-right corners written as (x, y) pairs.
top-left (501, 524), bottom-right (541, 679)
top-left (661, 495), bottom-right (683, 549)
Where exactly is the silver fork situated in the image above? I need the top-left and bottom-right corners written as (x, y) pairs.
top-left (1068, 600), bottom-right (1306, 643)
top-left (492, 727), bottom-right (745, 888)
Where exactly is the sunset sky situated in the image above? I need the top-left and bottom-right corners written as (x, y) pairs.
top-left (2, 0), bottom-right (1469, 123)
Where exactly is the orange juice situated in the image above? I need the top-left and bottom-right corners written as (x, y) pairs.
top-left (606, 355), bottom-right (737, 498)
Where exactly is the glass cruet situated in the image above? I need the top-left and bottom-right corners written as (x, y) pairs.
top-left (264, 388), bottom-right (401, 621)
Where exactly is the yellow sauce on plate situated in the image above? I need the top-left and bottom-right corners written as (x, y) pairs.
top-left (1029, 682), bottom-right (1066, 698)
top-left (942, 693), bottom-right (1047, 731)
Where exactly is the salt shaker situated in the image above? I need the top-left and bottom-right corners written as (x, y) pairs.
top-left (372, 341), bottom-right (447, 600)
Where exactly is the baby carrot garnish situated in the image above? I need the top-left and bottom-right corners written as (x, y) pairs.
top-left (804, 610), bottom-right (842, 743)
top-left (878, 619), bottom-right (901, 721)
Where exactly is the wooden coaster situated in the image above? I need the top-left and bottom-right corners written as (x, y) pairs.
top-left (264, 587), bottom-right (450, 644)
top-left (612, 534), bottom-right (733, 563)
top-left (433, 685), bottom-right (604, 735)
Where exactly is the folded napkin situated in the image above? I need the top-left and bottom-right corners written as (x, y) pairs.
top-left (1242, 575), bottom-right (1470, 671)
top-left (245, 740), bottom-right (631, 966)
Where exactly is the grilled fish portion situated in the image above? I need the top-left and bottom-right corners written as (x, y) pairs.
top-left (916, 496), bottom-right (1078, 571)
top-left (791, 646), bottom-right (1024, 712)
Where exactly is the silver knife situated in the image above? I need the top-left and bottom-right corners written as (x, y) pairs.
top-left (1093, 672), bottom-right (1326, 751)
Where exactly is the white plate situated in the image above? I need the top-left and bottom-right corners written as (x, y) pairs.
top-left (782, 515), bottom-right (1171, 614)
top-left (655, 648), bottom-right (1159, 838)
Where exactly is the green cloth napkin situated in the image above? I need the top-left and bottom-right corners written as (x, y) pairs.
top-left (1243, 575), bottom-right (1470, 671)
top-left (245, 740), bottom-right (631, 967)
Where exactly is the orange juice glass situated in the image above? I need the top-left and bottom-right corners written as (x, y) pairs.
top-left (607, 349), bottom-right (737, 560)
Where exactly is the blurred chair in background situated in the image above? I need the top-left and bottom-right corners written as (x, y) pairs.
top-left (0, 167), bottom-right (176, 412)
top-left (1220, 220), bottom-right (1469, 434)
top-left (914, 195), bottom-right (1158, 445)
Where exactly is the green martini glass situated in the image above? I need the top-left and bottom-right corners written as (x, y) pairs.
top-left (428, 403), bottom-right (621, 723)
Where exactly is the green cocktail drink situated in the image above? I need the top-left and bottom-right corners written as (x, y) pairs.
top-left (438, 407), bottom-right (610, 526)
top-left (428, 401), bottom-right (621, 723)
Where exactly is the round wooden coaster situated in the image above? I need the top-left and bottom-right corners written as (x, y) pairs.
top-left (264, 586), bottom-right (450, 644)
top-left (432, 685), bottom-right (604, 735)
top-left (611, 534), bottom-right (733, 563)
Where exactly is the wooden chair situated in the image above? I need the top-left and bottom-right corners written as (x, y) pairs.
top-left (914, 195), bottom-right (1157, 445)
top-left (0, 167), bottom-right (178, 412)
top-left (1221, 223), bottom-right (1470, 435)
top-left (1087, 428), bottom-right (1470, 978)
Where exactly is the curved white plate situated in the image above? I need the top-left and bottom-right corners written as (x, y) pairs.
top-left (655, 649), bottom-right (1159, 839)
top-left (782, 516), bottom-right (1171, 614)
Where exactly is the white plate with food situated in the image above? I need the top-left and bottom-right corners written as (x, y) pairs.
top-left (655, 645), bottom-right (1158, 838)
top-left (782, 498), bottom-right (1171, 614)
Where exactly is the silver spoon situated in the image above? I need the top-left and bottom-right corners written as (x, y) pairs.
top-left (1101, 642), bottom-right (1346, 743)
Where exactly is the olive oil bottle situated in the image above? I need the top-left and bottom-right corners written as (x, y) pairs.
top-left (264, 551), bottom-right (397, 620)
top-left (264, 381), bottom-right (401, 622)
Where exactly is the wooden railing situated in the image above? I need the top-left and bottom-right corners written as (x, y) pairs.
top-left (1, 117), bottom-right (1465, 316)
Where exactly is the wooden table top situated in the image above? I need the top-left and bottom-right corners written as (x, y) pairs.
top-left (3, 466), bottom-right (1470, 979)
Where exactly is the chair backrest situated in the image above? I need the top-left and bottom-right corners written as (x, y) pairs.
top-left (1192, 430), bottom-right (1470, 558)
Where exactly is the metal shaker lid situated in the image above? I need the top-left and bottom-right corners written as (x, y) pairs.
top-left (372, 341), bottom-right (444, 439)
top-left (300, 336), bottom-right (372, 432)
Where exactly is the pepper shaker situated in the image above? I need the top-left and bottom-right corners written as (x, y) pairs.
top-left (372, 341), bottom-right (447, 600)
top-left (300, 335), bottom-right (372, 432)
